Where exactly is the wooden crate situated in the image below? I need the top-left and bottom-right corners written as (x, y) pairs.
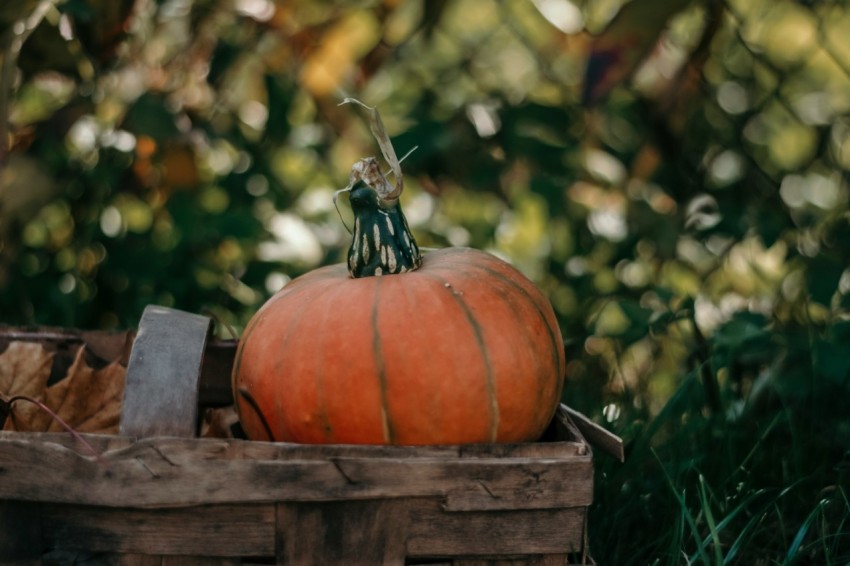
top-left (0, 307), bottom-right (621, 565)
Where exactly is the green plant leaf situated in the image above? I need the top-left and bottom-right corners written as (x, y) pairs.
top-left (123, 93), bottom-right (180, 140)
top-left (806, 255), bottom-right (844, 306)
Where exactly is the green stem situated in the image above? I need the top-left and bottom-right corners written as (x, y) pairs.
top-left (347, 180), bottom-right (421, 278)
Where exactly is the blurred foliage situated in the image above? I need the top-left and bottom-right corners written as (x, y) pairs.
top-left (3, 0), bottom-right (850, 562)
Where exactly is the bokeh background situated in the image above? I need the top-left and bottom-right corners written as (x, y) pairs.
top-left (2, 0), bottom-right (850, 562)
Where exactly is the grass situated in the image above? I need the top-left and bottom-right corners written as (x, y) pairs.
top-left (578, 364), bottom-right (850, 564)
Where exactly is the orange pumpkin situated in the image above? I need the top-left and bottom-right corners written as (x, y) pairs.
top-left (232, 177), bottom-right (565, 445)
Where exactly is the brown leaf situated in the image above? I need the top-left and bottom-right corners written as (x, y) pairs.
top-left (0, 342), bottom-right (53, 431)
top-left (201, 406), bottom-right (239, 439)
top-left (0, 341), bottom-right (53, 398)
top-left (42, 347), bottom-right (125, 434)
top-left (1, 341), bottom-right (125, 434)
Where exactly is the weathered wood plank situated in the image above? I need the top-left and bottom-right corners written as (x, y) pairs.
top-left (276, 500), bottom-right (409, 565)
top-left (0, 435), bottom-right (591, 509)
top-left (563, 407), bottom-right (624, 462)
top-left (120, 306), bottom-right (211, 439)
top-left (160, 557), bottom-right (241, 565)
top-left (0, 405), bottom-right (591, 462)
top-left (41, 503), bottom-right (275, 557)
top-left (39, 552), bottom-right (245, 565)
top-left (0, 500), bottom-right (42, 563)
top-left (109, 554), bottom-right (164, 566)
top-left (56, 554), bottom-right (243, 565)
top-left (0, 428), bottom-right (585, 460)
top-left (406, 504), bottom-right (586, 557)
top-left (26, 500), bottom-right (586, 562)
top-left (443, 458), bottom-right (592, 511)
top-left (453, 556), bottom-right (571, 566)
top-left (58, 553), bottom-right (164, 565)
top-left (414, 560), bottom-right (570, 566)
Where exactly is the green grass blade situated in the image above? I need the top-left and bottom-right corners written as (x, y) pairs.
top-left (698, 474), bottom-right (724, 565)
top-left (724, 480), bottom-right (809, 564)
top-left (724, 497), bottom-right (776, 564)
top-left (652, 449), bottom-right (713, 566)
top-left (687, 488), bottom-right (769, 564)
top-left (829, 488), bottom-right (850, 559)
top-left (784, 498), bottom-right (828, 565)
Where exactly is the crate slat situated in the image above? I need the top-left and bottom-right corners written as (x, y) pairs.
top-left (41, 503), bottom-right (275, 557)
top-left (32, 499), bottom-right (588, 562)
top-left (0, 432), bottom-right (591, 510)
top-left (277, 499), bottom-right (410, 564)
top-left (407, 503), bottom-right (585, 557)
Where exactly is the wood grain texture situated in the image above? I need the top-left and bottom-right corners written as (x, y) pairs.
top-left (48, 553), bottom-right (164, 565)
top-left (40, 553), bottom-right (245, 565)
top-left (109, 555), bottom-right (165, 566)
top-left (160, 558), bottom-right (242, 565)
top-left (0, 435), bottom-right (591, 509)
top-left (563, 407), bottom-right (624, 462)
top-left (276, 500), bottom-right (409, 564)
top-left (0, 427), bottom-right (586, 459)
top-left (41, 503), bottom-right (274, 557)
top-left (39, 552), bottom-right (244, 565)
top-left (119, 306), bottom-right (211, 439)
top-left (406, 503), bottom-right (586, 558)
top-left (452, 556), bottom-right (572, 566)
top-left (26, 499), bottom-right (586, 562)
top-left (442, 458), bottom-right (592, 511)
top-left (0, 407), bottom-right (595, 560)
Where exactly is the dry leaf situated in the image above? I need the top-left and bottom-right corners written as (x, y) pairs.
top-left (42, 348), bottom-right (126, 434)
top-left (0, 342), bottom-right (53, 430)
top-left (340, 97), bottom-right (404, 200)
top-left (201, 406), bottom-right (239, 439)
top-left (1, 341), bottom-right (126, 434)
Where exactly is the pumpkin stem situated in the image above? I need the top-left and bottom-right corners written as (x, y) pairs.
top-left (347, 180), bottom-right (421, 277)
top-left (341, 98), bottom-right (421, 277)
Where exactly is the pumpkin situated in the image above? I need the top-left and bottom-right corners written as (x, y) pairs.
top-left (233, 103), bottom-right (564, 445)
top-left (233, 193), bottom-right (564, 445)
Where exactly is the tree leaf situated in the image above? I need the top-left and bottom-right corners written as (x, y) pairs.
top-left (123, 93), bottom-right (181, 140)
top-left (805, 255), bottom-right (844, 306)
top-left (813, 339), bottom-right (850, 385)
